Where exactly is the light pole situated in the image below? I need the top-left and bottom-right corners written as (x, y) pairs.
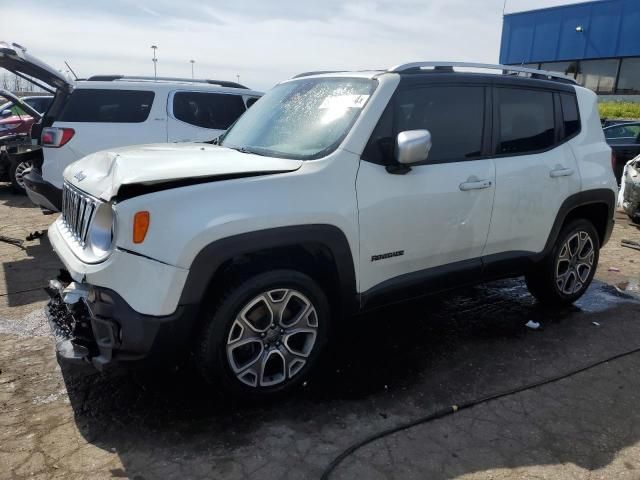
top-left (151, 45), bottom-right (158, 80)
top-left (236, 74), bottom-right (240, 84)
top-left (190, 59), bottom-right (195, 79)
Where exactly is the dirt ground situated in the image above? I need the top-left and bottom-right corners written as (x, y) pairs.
top-left (1, 184), bottom-right (640, 480)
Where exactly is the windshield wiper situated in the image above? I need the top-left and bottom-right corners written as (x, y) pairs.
top-left (227, 146), bottom-right (267, 156)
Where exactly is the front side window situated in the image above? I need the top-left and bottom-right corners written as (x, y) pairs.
top-left (58, 89), bottom-right (155, 123)
top-left (496, 88), bottom-right (555, 155)
top-left (173, 92), bottom-right (246, 130)
top-left (221, 77), bottom-right (376, 160)
top-left (394, 86), bottom-right (485, 163)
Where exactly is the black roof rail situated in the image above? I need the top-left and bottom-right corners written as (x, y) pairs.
top-left (204, 79), bottom-right (248, 89)
top-left (292, 71), bottom-right (345, 79)
top-left (87, 75), bottom-right (124, 81)
top-left (387, 62), bottom-right (577, 85)
top-left (85, 75), bottom-right (249, 89)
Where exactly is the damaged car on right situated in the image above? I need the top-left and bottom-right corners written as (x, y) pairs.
top-left (621, 155), bottom-right (640, 223)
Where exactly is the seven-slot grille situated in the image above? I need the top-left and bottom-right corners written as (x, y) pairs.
top-left (62, 183), bottom-right (98, 246)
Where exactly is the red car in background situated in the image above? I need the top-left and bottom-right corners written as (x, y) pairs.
top-left (0, 94), bottom-right (52, 136)
top-left (0, 91), bottom-right (52, 192)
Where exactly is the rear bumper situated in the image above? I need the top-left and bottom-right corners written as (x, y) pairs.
top-left (23, 170), bottom-right (62, 212)
top-left (46, 275), bottom-right (198, 370)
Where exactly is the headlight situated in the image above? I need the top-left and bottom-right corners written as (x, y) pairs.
top-left (87, 203), bottom-right (115, 260)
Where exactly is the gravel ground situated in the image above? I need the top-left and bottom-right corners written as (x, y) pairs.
top-left (1, 184), bottom-right (640, 480)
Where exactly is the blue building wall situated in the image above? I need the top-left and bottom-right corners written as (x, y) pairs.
top-left (500, 0), bottom-right (640, 65)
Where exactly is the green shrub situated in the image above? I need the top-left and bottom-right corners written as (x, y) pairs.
top-left (599, 102), bottom-right (640, 120)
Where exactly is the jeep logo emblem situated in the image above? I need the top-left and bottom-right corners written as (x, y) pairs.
top-left (74, 171), bottom-right (86, 182)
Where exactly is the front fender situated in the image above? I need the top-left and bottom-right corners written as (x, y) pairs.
top-left (178, 224), bottom-right (358, 313)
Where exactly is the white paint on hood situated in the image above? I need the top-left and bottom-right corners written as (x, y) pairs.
top-left (63, 143), bottom-right (303, 201)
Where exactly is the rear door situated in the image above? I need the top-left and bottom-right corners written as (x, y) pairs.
top-left (167, 91), bottom-right (248, 142)
top-left (356, 82), bottom-right (496, 299)
top-left (483, 86), bottom-right (581, 259)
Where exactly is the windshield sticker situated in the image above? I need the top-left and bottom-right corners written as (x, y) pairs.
top-left (319, 94), bottom-right (370, 110)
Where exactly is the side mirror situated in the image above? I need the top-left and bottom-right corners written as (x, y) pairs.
top-left (1, 109), bottom-right (12, 117)
top-left (396, 130), bottom-right (432, 165)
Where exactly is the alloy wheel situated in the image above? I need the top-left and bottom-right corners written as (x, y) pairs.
top-left (555, 231), bottom-right (595, 295)
top-left (226, 288), bottom-right (318, 388)
top-left (14, 160), bottom-right (34, 189)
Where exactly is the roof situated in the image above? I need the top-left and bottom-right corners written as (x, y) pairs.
top-left (74, 79), bottom-right (263, 97)
top-left (288, 62), bottom-right (577, 86)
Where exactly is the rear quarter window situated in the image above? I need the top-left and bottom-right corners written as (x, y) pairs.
top-left (172, 92), bottom-right (246, 130)
top-left (58, 89), bottom-right (155, 123)
top-left (560, 93), bottom-right (580, 140)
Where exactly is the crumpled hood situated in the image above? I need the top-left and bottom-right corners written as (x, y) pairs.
top-left (63, 143), bottom-right (303, 201)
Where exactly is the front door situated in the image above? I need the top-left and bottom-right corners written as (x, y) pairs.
top-left (356, 84), bottom-right (495, 300)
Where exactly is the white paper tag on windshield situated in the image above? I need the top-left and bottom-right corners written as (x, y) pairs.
top-left (319, 94), bottom-right (370, 109)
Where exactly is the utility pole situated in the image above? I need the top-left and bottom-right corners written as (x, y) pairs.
top-left (190, 59), bottom-right (195, 79)
top-left (236, 74), bottom-right (240, 84)
top-left (151, 45), bottom-right (158, 80)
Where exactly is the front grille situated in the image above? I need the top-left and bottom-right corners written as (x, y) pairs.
top-left (62, 183), bottom-right (98, 246)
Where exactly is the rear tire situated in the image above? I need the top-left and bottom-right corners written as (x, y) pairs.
top-left (196, 269), bottom-right (330, 399)
top-left (9, 158), bottom-right (33, 194)
top-left (525, 219), bottom-right (600, 306)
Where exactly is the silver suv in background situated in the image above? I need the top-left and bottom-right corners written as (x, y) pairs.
top-left (0, 41), bottom-right (262, 211)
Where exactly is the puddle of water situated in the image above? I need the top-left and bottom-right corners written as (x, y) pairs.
top-left (575, 280), bottom-right (640, 313)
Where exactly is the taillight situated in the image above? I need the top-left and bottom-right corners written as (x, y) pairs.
top-left (41, 127), bottom-right (75, 148)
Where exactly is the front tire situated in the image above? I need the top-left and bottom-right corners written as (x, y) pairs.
top-left (526, 219), bottom-right (600, 306)
top-left (196, 269), bottom-right (330, 398)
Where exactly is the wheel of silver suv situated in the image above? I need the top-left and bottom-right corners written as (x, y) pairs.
top-left (554, 230), bottom-right (595, 296)
top-left (197, 269), bottom-right (330, 397)
top-left (10, 159), bottom-right (34, 192)
top-left (226, 288), bottom-right (319, 387)
top-left (525, 219), bottom-right (600, 306)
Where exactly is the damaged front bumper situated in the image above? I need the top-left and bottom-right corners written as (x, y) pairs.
top-left (46, 272), bottom-right (197, 371)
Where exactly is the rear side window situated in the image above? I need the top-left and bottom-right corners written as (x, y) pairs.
top-left (560, 93), bottom-right (580, 139)
top-left (59, 89), bottom-right (155, 123)
top-left (173, 92), bottom-right (246, 130)
top-left (395, 86), bottom-right (485, 163)
top-left (495, 88), bottom-right (555, 155)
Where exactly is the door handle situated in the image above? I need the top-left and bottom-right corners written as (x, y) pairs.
top-left (549, 167), bottom-right (574, 178)
top-left (459, 179), bottom-right (493, 191)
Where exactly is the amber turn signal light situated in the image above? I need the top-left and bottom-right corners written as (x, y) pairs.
top-left (133, 211), bottom-right (150, 244)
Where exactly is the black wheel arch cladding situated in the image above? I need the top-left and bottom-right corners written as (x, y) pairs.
top-left (537, 188), bottom-right (615, 261)
top-left (178, 224), bottom-right (358, 316)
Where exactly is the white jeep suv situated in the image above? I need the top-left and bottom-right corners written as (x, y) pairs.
top-left (46, 63), bottom-right (617, 398)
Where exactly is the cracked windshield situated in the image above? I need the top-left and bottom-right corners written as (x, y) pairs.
top-left (222, 78), bottom-right (375, 159)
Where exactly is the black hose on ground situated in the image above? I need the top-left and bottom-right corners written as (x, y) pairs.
top-left (320, 346), bottom-right (640, 480)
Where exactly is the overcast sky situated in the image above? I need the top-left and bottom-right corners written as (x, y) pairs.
top-left (1, 0), bottom-right (592, 91)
